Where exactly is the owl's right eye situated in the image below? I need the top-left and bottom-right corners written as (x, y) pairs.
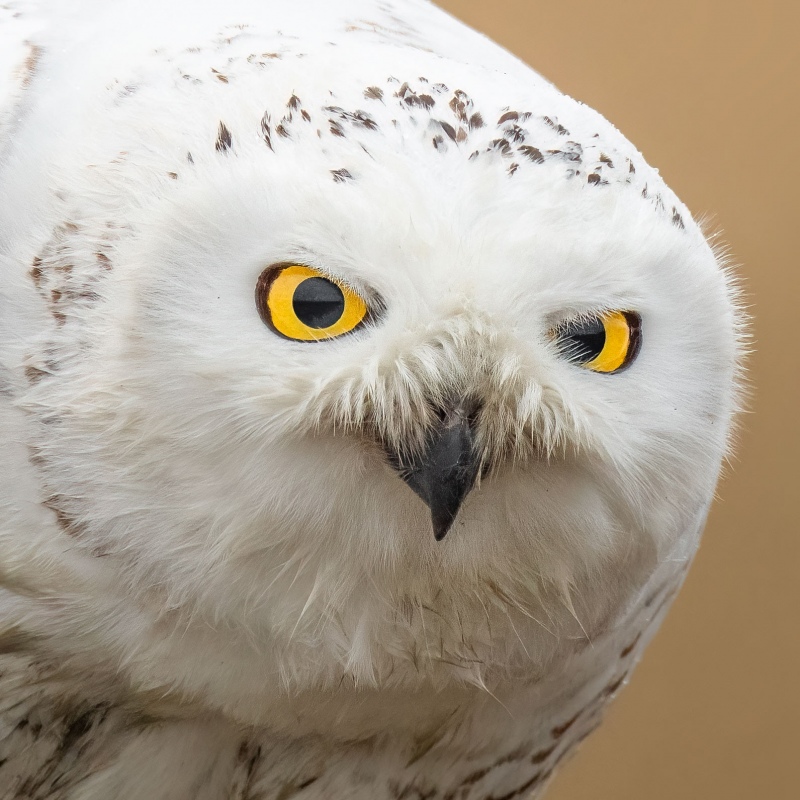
top-left (552, 310), bottom-right (642, 373)
top-left (255, 264), bottom-right (369, 342)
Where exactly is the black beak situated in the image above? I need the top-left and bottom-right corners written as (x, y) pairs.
top-left (388, 401), bottom-right (481, 541)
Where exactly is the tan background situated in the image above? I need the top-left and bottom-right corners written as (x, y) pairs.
top-left (435, 1), bottom-right (800, 798)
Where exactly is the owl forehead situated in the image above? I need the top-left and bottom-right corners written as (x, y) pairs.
top-left (200, 57), bottom-right (689, 297)
top-left (241, 70), bottom-right (687, 226)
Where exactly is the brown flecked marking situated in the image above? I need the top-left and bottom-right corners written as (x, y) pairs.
top-left (620, 633), bottom-right (642, 658)
top-left (43, 495), bottom-right (82, 537)
top-left (19, 42), bottom-right (43, 89)
top-left (542, 116), bottom-right (569, 136)
top-left (519, 145), bottom-right (544, 164)
top-left (287, 93), bottom-right (301, 110)
top-left (671, 207), bottom-right (686, 229)
top-left (260, 113), bottom-right (273, 150)
top-left (96, 253), bottom-right (112, 270)
top-left (167, 172), bottom-right (178, 180)
top-left (331, 168), bottom-right (353, 183)
top-left (489, 138), bottom-right (511, 155)
top-left (325, 106), bottom-right (378, 130)
top-left (508, 162), bottom-right (519, 176)
top-left (487, 771), bottom-right (544, 800)
top-left (530, 743), bottom-right (557, 764)
top-left (603, 672), bottom-right (628, 698)
top-left (0, 626), bottom-right (34, 655)
top-left (364, 86), bottom-right (384, 100)
top-left (30, 256), bottom-right (43, 288)
top-left (25, 365), bottom-right (47, 385)
top-left (551, 711), bottom-right (581, 739)
top-left (468, 112), bottom-right (484, 130)
top-left (211, 68), bottom-right (229, 83)
top-left (599, 153), bottom-right (614, 167)
top-left (587, 173), bottom-right (602, 185)
top-left (459, 766), bottom-right (491, 786)
top-left (439, 122), bottom-right (457, 142)
top-left (501, 124), bottom-right (526, 144)
top-left (215, 121), bottom-right (233, 152)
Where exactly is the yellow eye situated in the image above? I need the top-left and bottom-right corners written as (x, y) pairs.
top-left (256, 264), bottom-right (369, 342)
top-left (553, 311), bottom-right (642, 373)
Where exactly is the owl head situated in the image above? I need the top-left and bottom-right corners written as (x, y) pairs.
top-left (23, 41), bottom-right (742, 722)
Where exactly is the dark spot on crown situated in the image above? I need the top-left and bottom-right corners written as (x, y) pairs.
top-left (519, 146), bottom-right (544, 164)
top-left (542, 116), bottom-right (569, 136)
top-left (331, 168), bottom-right (354, 183)
top-left (215, 121), bottom-right (233, 152)
top-left (508, 162), bottom-right (519, 176)
top-left (501, 124), bottom-right (526, 143)
top-left (440, 122), bottom-right (457, 142)
top-left (489, 138), bottom-right (511, 155)
top-left (599, 153), bottom-right (614, 167)
top-left (587, 173), bottom-right (602, 185)
top-left (288, 93), bottom-right (301, 109)
top-left (167, 172), bottom-right (178, 180)
top-left (498, 111), bottom-right (519, 125)
top-left (548, 141), bottom-right (582, 162)
top-left (671, 207), bottom-right (686, 229)
top-left (325, 106), bottom-right (378, 130)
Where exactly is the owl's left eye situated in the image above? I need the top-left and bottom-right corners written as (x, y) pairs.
top-left (552, 310), bottom-right (642, 373)
top-left (256, 264), bottom-right (369, 341)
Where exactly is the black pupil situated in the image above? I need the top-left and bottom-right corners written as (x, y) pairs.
top-left (559, 318), bottom-right (606, 363)
top-left (292, 277), bottom-right (346, 329)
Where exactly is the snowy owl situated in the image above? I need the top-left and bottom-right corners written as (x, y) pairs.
top-left (0, 0), bottom-right (742, 797)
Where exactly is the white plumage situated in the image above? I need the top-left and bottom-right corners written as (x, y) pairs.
top-left (0, 1), bottom-right (742, 798)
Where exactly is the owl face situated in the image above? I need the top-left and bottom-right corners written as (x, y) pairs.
top-left (26, 48), bottom-right (741, 710)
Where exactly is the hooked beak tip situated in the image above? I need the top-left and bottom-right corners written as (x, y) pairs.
top-left (387, 401), bottom-right (481, 542)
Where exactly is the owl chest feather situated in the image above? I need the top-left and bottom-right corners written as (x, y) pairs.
top-left (0, 562), bottom-right (681, 800)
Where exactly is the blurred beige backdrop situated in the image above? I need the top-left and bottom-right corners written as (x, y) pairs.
top-left (435, 1), bottom-right (799, 798)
